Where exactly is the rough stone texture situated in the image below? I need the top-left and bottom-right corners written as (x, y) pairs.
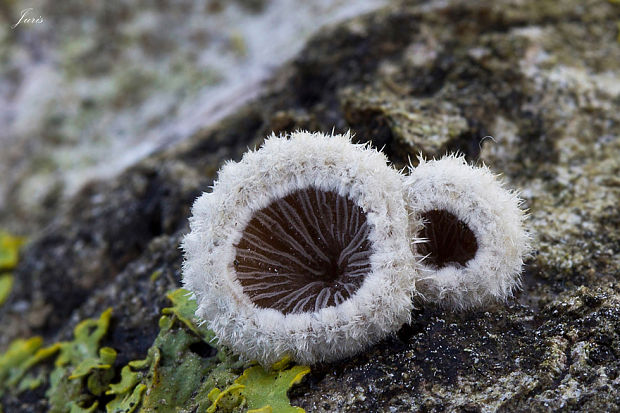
top-left (1, 0), bottom-right (620, 411)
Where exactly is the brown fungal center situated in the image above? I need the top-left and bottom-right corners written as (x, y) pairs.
top-left (234, 187), bottom-right (372, 315)
top-left (418, 209), bottom-right (478, 268)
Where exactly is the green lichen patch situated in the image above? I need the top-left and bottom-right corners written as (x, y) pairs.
top-left (1, 287), bottom-right (308, 412)
top-left (0, 275), bottom-right (13, 307)
top-left (106, 289), bottom-right (309, 413)
top-left (207, 358), bottom-right (310, 413)
top-left (0, 232), bottom-right (26, 272)
top-left (238, 362), bottom-right (309, 412)
top-left (0, 338), bottom-right (61, 400)
top-left (105, 290), bottom-right (242, 412)
top-left (148, 270), bottom-right (162, 282)
top-left (46, 308), bottom-right (116, 412)
top-left (0, 337), bottom-right (44, 398)
top-left (0, 309), bottom-right (115, 412)
top-left (0, 231), bottom-right (26, 307)
top-left (106, 382), bottom-right (146, 413)
top-left (162, 288), bottom-right (216, 342)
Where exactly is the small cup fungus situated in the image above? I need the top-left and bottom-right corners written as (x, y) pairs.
top-left (404, 155), bottom-right (530, 310)
top-left (182, 131), bottom-right (418, 365)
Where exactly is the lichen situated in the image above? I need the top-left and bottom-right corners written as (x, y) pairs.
top-left (45, 308), bottom-right (116, 412)
top-left (106, 289), bottom-right (310, 412)
top-left (0, 309), bottom-right (115, 412)
top-left (207, 358), bottom-right (310, 413)
top-left (161, 288), bottom-right (216, 342)
top-left (340, 86), bottom-right (470, 160)
top-left (104, 313), bottom-right (222, 412)
top-left (1, 286), bottom-right (310, 412)
top-left (0, 337), bottom-right (45, 398)
top-left (0, 231), bottom-right (26, 307)
top-left (148, 270), bottom-right (162, 283)
top-left (0, 232), bottom-right (26, 271)
top-left (0, 276), bottom-right (13, 308)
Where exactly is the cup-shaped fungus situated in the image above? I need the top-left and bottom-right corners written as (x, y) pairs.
top-left (404, 155), bottom-right (530, 310)
top-left (182, 131), bottom-right (418, 365)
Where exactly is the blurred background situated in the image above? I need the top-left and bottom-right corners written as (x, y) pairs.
top-left (0, 0), bottom-right (385, 234)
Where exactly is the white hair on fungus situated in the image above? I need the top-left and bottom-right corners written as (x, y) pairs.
top-left (182, 131), bottom-right (419, 366)
top-left (404, 154), bottom-right (530, 310)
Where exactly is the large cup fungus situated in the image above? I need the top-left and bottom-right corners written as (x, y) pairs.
top-left (182, 131), bottom-right (419, 365)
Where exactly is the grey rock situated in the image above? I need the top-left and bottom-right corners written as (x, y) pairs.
top-left (1, 0), bottom-right (619, 411)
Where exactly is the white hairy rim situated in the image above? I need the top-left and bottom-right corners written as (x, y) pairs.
top-left (404, 154), bottom-right (530, 310)
top-left (182, 131), bottom-right (418, 365)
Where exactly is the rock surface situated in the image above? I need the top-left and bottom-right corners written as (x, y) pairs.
top-left (0, 0), bottom-right (384, 234)
top-left (1, 0), bottom-right (619, 411)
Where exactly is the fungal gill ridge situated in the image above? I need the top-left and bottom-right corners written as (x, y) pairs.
top-left (234, 187), bottom-right (373, 315)
top-left (418, 209), bottom-right (478, 269)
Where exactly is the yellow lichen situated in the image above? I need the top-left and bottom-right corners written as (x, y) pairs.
top-left (1, 289), bottom-right (310, 412)
top-left (107, 289), bottom-right (309, 412)
top-left (0, 337), bottom-right (45, 397)
top-left (0, 309), bottom-right (114, 411)
top-left (0, 275), bottom-right (13, 307)
top-left (207, 357), bottom-right (310, 413)
top-left (0, 231), bottom-right (26, 307)
top-left (0, 232), bottom-right (26, 271)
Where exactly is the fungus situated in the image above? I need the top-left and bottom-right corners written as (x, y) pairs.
top-left (182, 131), bottom-right (418, 365)
top-left (235, 188), bottom-right (372, 315)
top-left (404, 155), bottom-right (530, 310)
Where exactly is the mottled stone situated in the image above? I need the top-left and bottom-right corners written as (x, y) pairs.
top-left (1, 0), bottom-right (619, 411)
top-left (341, 85), bottom-right (470, 159)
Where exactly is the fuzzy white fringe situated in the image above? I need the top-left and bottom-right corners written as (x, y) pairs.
top-left (404, 154), bottom-right (531, 310)
top-left (182, 131), bottom-right (419, 365)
